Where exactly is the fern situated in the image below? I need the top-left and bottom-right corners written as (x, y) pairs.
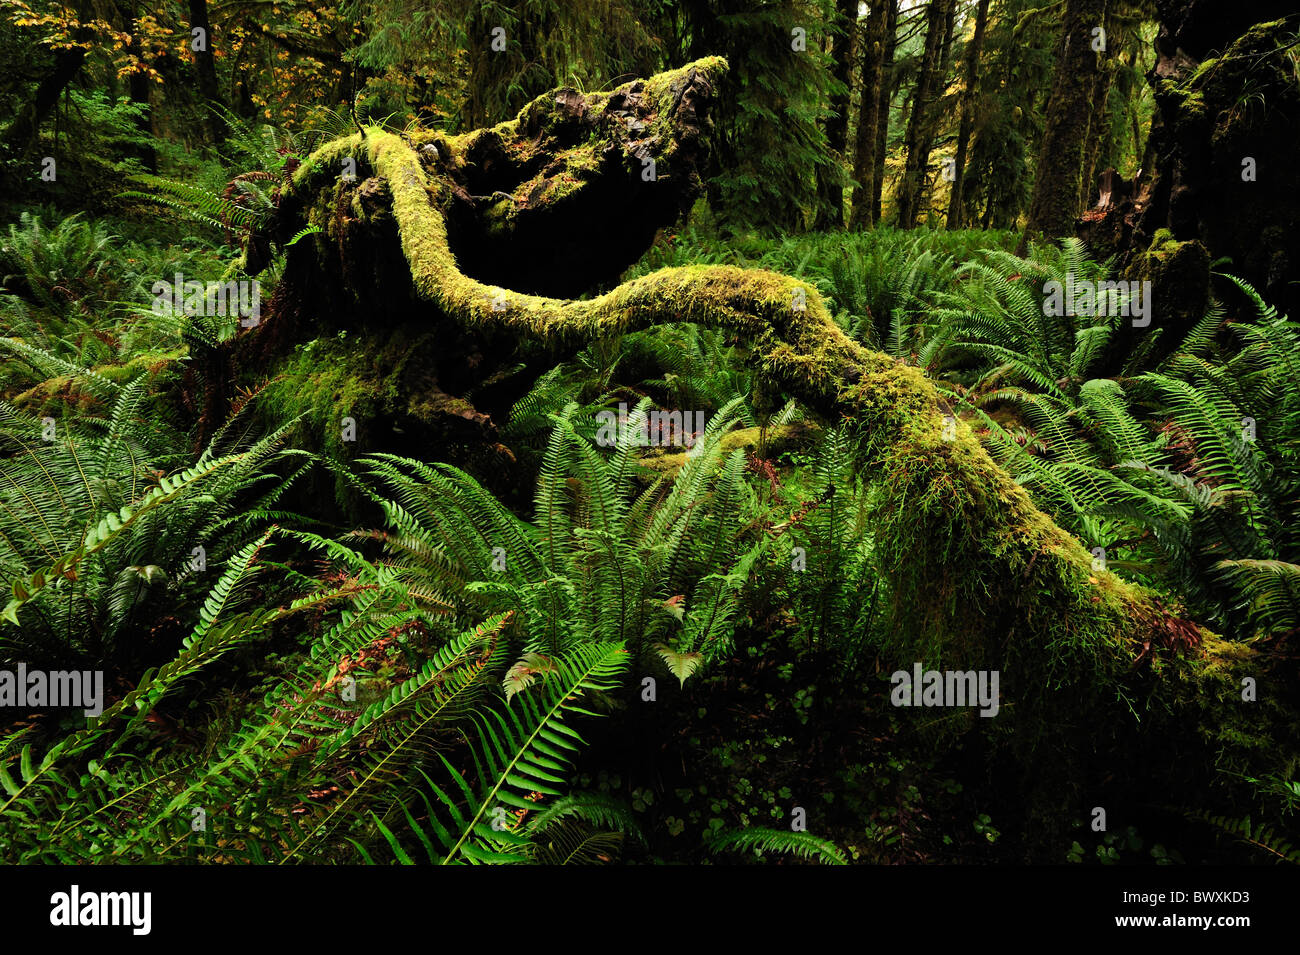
top-left (401, 640), bottom-right (629, 864)
top-left (1189, 811), bottom-right (1300, 864)
top-left (706, 827), bottom-right (849, 864)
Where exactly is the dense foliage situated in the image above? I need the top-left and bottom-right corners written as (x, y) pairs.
top-left (1, 0), bottom-right (1297, 866)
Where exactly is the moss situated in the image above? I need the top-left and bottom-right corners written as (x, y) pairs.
top-left (11, 375), bottom-right (97, 415)
top-left (260, 335), bottom-right (386, 456)
top-left (1123, 235), bottom-right (1211, 333)
top-left (409, 57), bottom-right (728, 245)
top-left (404, 384), bottom-right (481, 424)
top-left (641, 421), bottom-right (817, 475)
top-left (265, 65), bottom-right (1298, 805)
top-left (1145, 633), bottom-right (1300, 789)
top-left (477, 144), bottom-right (604, 237)
top-left (641, 55), bottom-right (728, 150)
top-left (1180, 89), bottom-right (1208, 120)
top-left (1184, 56), bottom-right (1219, 88)
top-left (1148, 228), bottom-right (1175, 251)
top-left (9, 348), bottom-right (186, 416)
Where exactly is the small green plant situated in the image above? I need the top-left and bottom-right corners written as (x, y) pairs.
top-left (705, 827), bottom-right (848, 865)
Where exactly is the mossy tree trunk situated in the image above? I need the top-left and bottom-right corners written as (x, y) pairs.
top-left (945, 0), bottom-right (990, 230)
top-left (187, 0), bottom-right (225, 144)
top-left (1076, 3), bottom-right (1300, 371)
top-left (239, 60), bottom-right (727, 491)
top-left (849, 0), bottom-right (890, 230)
top-left (122, 5), bottom-right (158, 174)
top-left (0, 43), bottom-right (87, 164)
top-left (1075, 55), bottom-right (1113, 211)
top-left (871, 0), bottom-right (899, 223)
top-left (814, 0), bottom-right (858, 230)
top-left (1023, 0), bottom-right (1107, 242)
top-left (1118, 3), bottom-right (1300, 318)
top-left (239, 58), bottom-right (1297, 815)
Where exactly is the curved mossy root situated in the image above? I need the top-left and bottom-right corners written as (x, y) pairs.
top-left (255, 58), bottom-right (726, 298)
top-left (268, 110), bottom-right (1295, 789)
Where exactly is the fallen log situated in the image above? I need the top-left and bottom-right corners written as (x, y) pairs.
top-left (241, 58), bottom-right (1298, 839)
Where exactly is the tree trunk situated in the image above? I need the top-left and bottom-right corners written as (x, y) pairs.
top-left (814, 0), bottom-right (858, 230)
top-left (894, 0), bottom-right (952, 229)
top-left (120, 3), bottom-right (158, 173)
top-left (1076, 49), bottom-right (1114, 209)
top-left (127, 71), bottom-right (157, 173)
top-left (849, 2), bottom-right (890, 229)
top-left (871, 0), bottom-right (899, 223)
top-left (0, 46), bottom-right (86, 163)
top-left (1022, 0), bottom-right (1107, 241)
top-left (946, 0), bottom-right (991, 230)
top-left (187, 0), bottom-right (226, 143)
top-left (1079, 0), bottom-right (1300, 367)
top-left (936, 0), bottom-right (959, 79)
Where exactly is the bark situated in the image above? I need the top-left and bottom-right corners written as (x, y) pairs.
top-left (1076, 51), bottom-right (1113, 210)
top-left (849, 1), bottom-right (889, 229)
top-left (895, 0), bottom-right (952, 229)
top-left (1022, 0), bottom-right (1107, 241)
top-left (945, 0), bottom-right (990, 230)
top-left (936, 0), bottom-right (959, 80)
top-left (814, 0), bottom-right (859, 230)
top-left (188, 0), bottom-right (226, 143)
top-left (1123, 1), bottom-right (1300, 318)
top-left (0, 45), bottom-right (86, 163)
top-left (127, 74), bottom-right (157, 173)
top-left (231, 62), bottom-right (1296, 805)
top-left (1077, 2), bottom-right (1300, 367)
top-left (871, 0), bottom-right (899, 223)
top-left (434, 68), bottom-right (719, 299)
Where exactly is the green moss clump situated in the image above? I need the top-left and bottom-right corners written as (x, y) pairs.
top-left (9, 348), bottom-right (186, 419)
top-left (1123, 234), bottom-right (1211, 332)
top-left (259, 334), bottom-right (385, 457)
top-left (642, 421), bottom-right (817, 475)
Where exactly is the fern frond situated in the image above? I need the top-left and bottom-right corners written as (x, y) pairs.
top-left (707, 827), bottom-right (848, 865)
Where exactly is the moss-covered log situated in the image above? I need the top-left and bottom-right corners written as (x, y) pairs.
top-left (242, 59), bottom-right (1298, 829)
top-left (233, 60), bottom-right (730, 487)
